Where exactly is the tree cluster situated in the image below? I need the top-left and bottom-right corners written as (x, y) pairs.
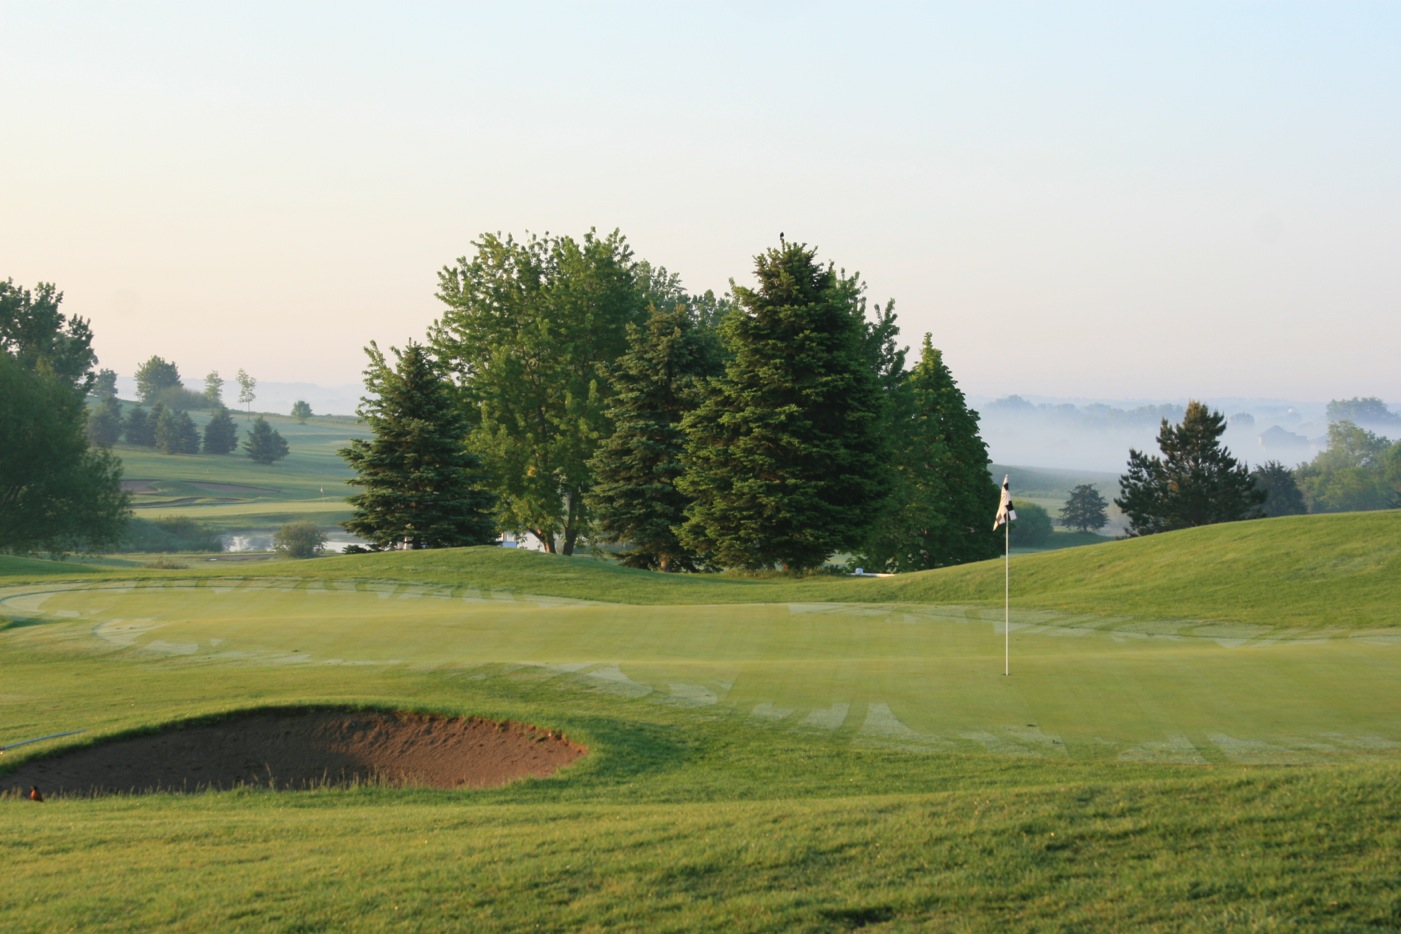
top-left (344, 232), bottom-right (1002, 571)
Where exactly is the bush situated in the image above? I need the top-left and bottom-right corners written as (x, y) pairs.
top-left (122, 517), bottom-right (223, 553)
top-left (1008, 502), bottom-right (1054, 547)
top-left (273, 521), bottom-right (325, 558)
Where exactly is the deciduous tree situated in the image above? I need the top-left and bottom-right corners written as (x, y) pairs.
top-left (1251, 461), bottom-right (1308, 517)
top-left (290, 400), bottom-right (312, 423)
top-left (0, 279), bottom-right (97, 393)
top-left (1, 282), bottom-right (129, 555)
top-left (340, 341), bottom-right (496, 550)
top-left (1060, 483), bottom-right (1110, 532)
top-left (432, 229), bottom-right (647, 555)
top-left (236, 369), bottom-right (256, 415)
top-left (273, 521), bottom-right (325, 558)
top-left (135, 356), bottom-right (182, 403)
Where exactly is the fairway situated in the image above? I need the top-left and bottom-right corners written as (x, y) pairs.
top-left (5, 576), bottom-right (1396, 766)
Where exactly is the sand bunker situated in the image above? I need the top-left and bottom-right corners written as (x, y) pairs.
top-left (3, 708), bottom-right (585, 798)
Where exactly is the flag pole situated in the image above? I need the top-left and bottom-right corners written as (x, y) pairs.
top-left (994, 475), bottom-right (1015, 677)
top-left (1004, 519), bottom-right (1010, 676)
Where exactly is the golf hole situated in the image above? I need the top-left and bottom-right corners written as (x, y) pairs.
top-left (4, 707), bottom-right (586, 798)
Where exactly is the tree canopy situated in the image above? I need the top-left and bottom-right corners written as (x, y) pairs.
top-left (244, 416), bottom-right (289, 465)
top-left (588, 303), bottom-right (723, 571)
top-left (1060, 484), bottom-right (1109, 532)
top-left (431, 229), bottom-right (647, 555)
top-left (678, 241), bottom-right (886, 571)
top-left (1295, 421), bottom-right (1399, 513)
top-left (135, 356), bottom-right (183, 404)
top-left (858, 335), bottom-right (1000, 572)
top-left (1, 281), bottom-right (129, 555)
top-left (340, 341), bottom-right (496, 550)
top-left (0, 279), bottom-right (97, 393)
top-left (1116, 401), bottom-right (1264, 536)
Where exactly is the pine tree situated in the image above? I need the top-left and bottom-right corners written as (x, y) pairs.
top-left (155, 407), bottom-right (200, 454)
top-left (589, 304), bottom-right (722, 571)
top-left (244, 416), bottom-right (289, 465)
top-left (124, 405), bottom-right (154, 447)
top-left (678, 241), bottom-right (885, 572)
top-left (857, 335), bottom-right (1000, 571)
top-left (1116, 400), bottom-right (1264, 535)
top-left (339, 341), bottom-right (496, 550)
top-left (202, 406), bottom-right (239, 454)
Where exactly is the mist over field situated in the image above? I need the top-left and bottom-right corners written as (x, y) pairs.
top-left (114, 377), bottom-right (1397, 476)
top-left (974, 395), bottom-right (1345, 473)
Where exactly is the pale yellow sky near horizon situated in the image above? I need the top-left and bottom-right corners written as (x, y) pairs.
top-left (4, 2), bottom-right (1399, 403)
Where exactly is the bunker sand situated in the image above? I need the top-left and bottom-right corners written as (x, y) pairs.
top-left (3, 708), bottom-right (585, 797)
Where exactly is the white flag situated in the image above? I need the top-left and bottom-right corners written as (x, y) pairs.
top-left (993, 475), bottom-right (1017, 530)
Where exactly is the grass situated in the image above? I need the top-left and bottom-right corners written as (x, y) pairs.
top-left (2, 512), bottom-right (1399, 930)
top-left (113, 410), bottom-right (369, 537)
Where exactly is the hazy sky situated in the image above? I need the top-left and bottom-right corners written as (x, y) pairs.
top-left (4, 2), bottom-right (1398, 404)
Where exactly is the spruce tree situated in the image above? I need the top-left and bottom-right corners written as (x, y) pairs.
top-left (339, 341), bottom-right (496, 550)
top-left (678, 241), bottom-right (885, 572)
top-left (202, 405), bottom-right (239, 454)
top-left (155, 407), bottom-right (200, 454)
top-left (589, 304), bottom-right (722, 571)
top-left (1116, 400), bottom-right (1264, 535)
top-left (857, 335), bottom-right (1000, 571)
top-left (244, 416), bottom-right (289, 465)
top-left (123, 404), bottom-right (154, 446)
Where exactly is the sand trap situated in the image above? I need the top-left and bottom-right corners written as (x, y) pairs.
top-left (3, 708), bottom-right (585, 798)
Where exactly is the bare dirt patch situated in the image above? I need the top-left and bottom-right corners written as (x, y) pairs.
top-left (3, 708), bottom-right (586, 798)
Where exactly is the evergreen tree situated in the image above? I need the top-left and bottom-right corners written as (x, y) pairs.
top-left (87, 394), bottom-right (123, 446)
top-left (202, 405), bottom-right (239, 454)
top-left (244, 416), bottom-right (289, 465)
top-left (678, 241), bottom-right (885, 572)
top-left (1116, 401), bottom-right (1265, 535)
top-left (155, 407), bottom-right (200, 454)
top-left (1251, 461), bottom-right (1307, 517)
top-left (339, 341), bottom-right (496, 550)
top-left (857, 335), bottom-right (1000, 571)
top-left (589, 304), bottom-right (722, 571)
top-left (124, 404), bottom-right (155, 446)
top-left (1060, 483), bottom-right (1110, 532)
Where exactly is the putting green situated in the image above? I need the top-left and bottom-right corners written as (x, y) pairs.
top-left (3, 579), bottom-right (1397, 765)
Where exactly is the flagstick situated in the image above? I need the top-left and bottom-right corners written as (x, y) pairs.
top-left (1004, 521), bottom-right (1010, 677)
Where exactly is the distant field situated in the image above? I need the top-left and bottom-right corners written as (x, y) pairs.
top-left (111, 410), bottom-right (370, 543)
top-left (2, 512), bottom-right (1398, 929)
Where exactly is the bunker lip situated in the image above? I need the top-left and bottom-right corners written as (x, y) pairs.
top-left (2, 707), bottom-right (586, 798)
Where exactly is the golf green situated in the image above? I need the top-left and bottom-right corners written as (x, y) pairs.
top-left (5, 578), bottom-right (1396, 765)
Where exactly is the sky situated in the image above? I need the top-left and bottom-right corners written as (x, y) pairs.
top-left (4, 1), bottom-right (1399, 408)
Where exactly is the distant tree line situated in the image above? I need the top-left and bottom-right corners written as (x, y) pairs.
top-left (340, 230), bottom-right (1003, 572)
top-left (1111, 398), bottom-right (1399, 538)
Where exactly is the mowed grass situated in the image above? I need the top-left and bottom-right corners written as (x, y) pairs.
top-left (2, 511), bottom-right (1399, 930)
top-left (114, 412), bottom-right (369, 535)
